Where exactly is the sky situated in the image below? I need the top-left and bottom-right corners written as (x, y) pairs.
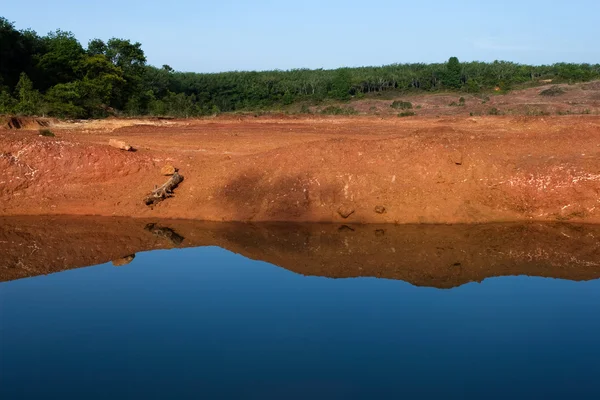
top-left (3, 0), bottom-right (599, 73)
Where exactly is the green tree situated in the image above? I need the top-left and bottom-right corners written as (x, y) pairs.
top-left (0, 86), bottom-right (16, 114)
top-left (45, 82), bottom-right (84, 118)
top-left (445, 57), bottom-right (462, 89)
top-left (330, 68), bottom-right (351, 100)
top-left (36, 30), bottom-right (85, 90)
top-left (14, 72), bottom-right (43, 115)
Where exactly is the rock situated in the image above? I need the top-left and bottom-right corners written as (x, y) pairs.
top-left (160, 164), bottom-right (177, 176)
top-left (112, 254), bottom-right (136, 267)
top-left (374, 205), bottom-right (386, 214)
top-left (449, 150), bottom-right (463, 165)
top-left (337, 206), bottom-right (355, 219)
top-left (109, 139), bottom-right (132, 151)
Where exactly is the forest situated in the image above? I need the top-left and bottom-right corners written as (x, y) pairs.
top-left (2, 16), bottom-right (600, 118)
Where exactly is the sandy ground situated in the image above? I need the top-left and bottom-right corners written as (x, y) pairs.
top-left (1, 114), bottom-right (600, 223)
top-left (1, 216), bottom-right (600, 288)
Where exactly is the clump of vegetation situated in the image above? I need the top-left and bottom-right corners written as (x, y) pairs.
top-left (397, 111), bottom-right (416, 117)
top-left (557, 109), bottom-right (592, 115)
top-left (39, 129), bottom-right (55, 137)
top-left (299, 104), bottom-right (312, 114)
top-left (416, 105), bottom-right (422, 109)
top-left (450, 97), bottom-right (466, 107)
top-left (390, 100), bottom-right (413, 110)
top-left (526, 109), bottom-right (551, 116)
top-left (488, 107), bottom-right (501, 115)
top-left (540, 86), bottom-right (565, 96)
top-left (320, 106), bottom-right (358, 115)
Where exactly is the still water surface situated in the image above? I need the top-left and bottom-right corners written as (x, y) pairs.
top-left (2, 245), bottom-right (600, 399)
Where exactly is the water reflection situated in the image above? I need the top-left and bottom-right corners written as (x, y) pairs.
top-left (2, 217), bottom-right (600, 399)
top-left (1, 216), bottom-right (599, 287)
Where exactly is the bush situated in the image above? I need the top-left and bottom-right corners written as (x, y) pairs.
top-left (320, 106), bottom-right (358, 115)
top-left (300, 104), bottom-right (312, 114)
top-left (39, 129), bottom-right (55, 137)
top-left (391, 100), bottom-right (413, 110)
top-left (488, 107), bottom-right (501, 115)
top-left (540, 86), bottom-right (565, 96)
top-left (397, 111), bottom-right (416, 117)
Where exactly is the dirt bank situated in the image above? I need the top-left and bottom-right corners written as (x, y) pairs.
top-left (1, 115), bottom-right (600, 223)
top-left (1, 216), bottom-right (600, 288)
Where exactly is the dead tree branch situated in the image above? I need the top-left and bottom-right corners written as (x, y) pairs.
top-left (144, 171), bottom-right (183, 206)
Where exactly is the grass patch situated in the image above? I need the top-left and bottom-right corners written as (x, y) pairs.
top-left (39, 129), bottom-right (55, 137)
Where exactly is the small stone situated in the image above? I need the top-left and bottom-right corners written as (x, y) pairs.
top-left (109, 139), bottom-right (132, 151)
top-left (337, 206), bottom-right (355, 219)
top-left (374, 205), bottom-right (386, 214)
top-left (160, 164), bottom-right (177, 176)
top-left (450, 150), bottom-right (463, 165)
top-left (112, 254), bottom-right (136, 267)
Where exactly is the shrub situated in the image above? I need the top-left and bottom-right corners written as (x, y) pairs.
top-left (459, 97), bottom-right (465, 104)
top-left (391, 100), bottom-right (413, 110)
top-left (39, 129), bottom-right (55, 137)
top-left (397, 111), bottom-right (416, 117)
top-left (300, 104), bottom-right (312, 114)
top-left (540, 86), bottom-right (565, 96)
top-left (488, 107), bottom-right (501, 115)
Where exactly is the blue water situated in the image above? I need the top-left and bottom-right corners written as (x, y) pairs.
top-left (1, 246), bottom-right (600, 399)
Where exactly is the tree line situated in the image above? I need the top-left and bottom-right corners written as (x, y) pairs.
top-left (2, 17), bottom-right (600, 118)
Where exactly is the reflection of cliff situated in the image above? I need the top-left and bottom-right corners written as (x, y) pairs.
top-left (1, 216), bottom-right (600, 288)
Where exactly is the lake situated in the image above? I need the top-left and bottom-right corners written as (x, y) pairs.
top-left (1, 217), bottom-right (600, 399)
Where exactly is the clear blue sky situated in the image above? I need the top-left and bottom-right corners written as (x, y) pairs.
top-left (3, 0), bottom-right (599, 73)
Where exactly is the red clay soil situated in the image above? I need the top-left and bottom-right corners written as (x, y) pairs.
top-left (1, 114), bottom-right (600, 223)
top-left (2, 216), bottom-right (600, 288)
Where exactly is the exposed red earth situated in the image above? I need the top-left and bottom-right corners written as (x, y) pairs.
top-left (1, 113), bottom-right (600, 223)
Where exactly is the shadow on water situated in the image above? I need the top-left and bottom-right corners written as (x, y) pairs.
top-left (1, 216), bottom-right (600, 288)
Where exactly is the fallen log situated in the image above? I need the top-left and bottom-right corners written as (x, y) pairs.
top-left (144, 171), bottom-right (183, 206)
